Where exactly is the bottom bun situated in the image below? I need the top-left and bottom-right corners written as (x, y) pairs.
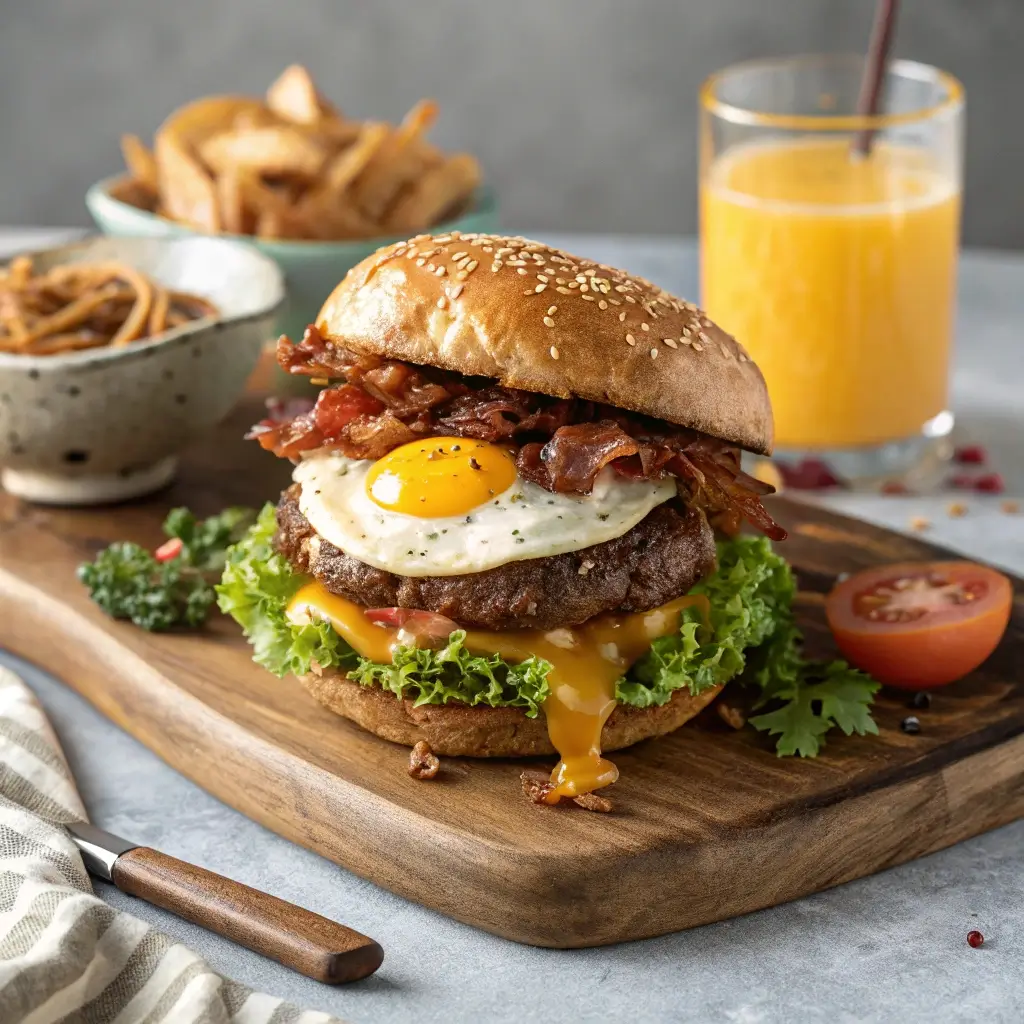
top-left (300, 666), bottom-right (723, 757)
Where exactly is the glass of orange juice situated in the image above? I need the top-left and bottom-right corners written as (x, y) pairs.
top-left (700, 56), bottom-right (964, 486)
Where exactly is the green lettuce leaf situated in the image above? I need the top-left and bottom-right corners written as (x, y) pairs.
top-left (217, 507), bottom-right (878, 753)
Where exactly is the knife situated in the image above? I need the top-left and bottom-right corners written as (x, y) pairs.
top-left (68, 821), bottom-right (384, 984)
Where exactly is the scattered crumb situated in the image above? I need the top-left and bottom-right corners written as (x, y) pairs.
top-left (909, 516), bottom-right (931, 532)
top-left (946, 502), bottom-right (969, 518)
top-left (408, 740), bottom-right (440, 780)
top-left (1001, 500), bottom-right (1020, 515)
top-left (573, 792), bottom-right (613, 813)
top-left (577, 559), bottom-right (595, 576)
top-left (716, 701), bottom-right (746, 730)
top-left (880, 480), bottom-right (909, 495)
top-left (521, 770), bottom-right (556, 804)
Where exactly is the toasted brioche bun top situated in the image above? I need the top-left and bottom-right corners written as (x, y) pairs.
top-left (316, 233), bottom-right (773, 453)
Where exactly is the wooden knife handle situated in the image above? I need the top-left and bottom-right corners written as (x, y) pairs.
top-left (111, 847), bottom-right (383, 983)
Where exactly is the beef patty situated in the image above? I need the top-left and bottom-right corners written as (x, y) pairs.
top-left (276, 485), bottom-right (716, 630)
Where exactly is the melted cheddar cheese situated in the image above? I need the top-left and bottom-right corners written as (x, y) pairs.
top-left (287, 583), bottom-right (708, 798)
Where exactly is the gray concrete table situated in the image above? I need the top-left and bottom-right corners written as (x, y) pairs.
top-left (1, 232), bottom-right (1022, 1023)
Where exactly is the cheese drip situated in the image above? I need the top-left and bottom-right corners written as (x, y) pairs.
top-left (287, 583), bottom-right (708, 798)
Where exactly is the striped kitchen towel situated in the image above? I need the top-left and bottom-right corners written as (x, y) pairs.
top-left (0, 665), bottom-right (345, 1024)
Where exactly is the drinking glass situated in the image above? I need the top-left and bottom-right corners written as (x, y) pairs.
top-left (700, 55), bottom-right (964, 484)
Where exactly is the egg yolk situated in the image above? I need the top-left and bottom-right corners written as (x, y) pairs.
top-left (365, 437), bottom-right (518, 518)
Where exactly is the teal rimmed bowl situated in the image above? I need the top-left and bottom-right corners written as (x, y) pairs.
top-left (86, 177), bottom-right (500, 341)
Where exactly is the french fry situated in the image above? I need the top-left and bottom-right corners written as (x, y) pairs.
top-left (198, 126), bottom-right (327, 180)
top-left (266, 64), bottom-right (325, 125)
top-left (216, 168), bottom-right (246, 235)
top-left (385, 153), bottom-right (482, 233)
top-left (155, 132), bottom-right (221, 232)
top-left (120, 134), bottom-right (159, 191)
top-left (352, 100), bottom-right (439, 220)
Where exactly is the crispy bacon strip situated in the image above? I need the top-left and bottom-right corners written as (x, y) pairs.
top-left (258, 327), bottom-right (787, 540)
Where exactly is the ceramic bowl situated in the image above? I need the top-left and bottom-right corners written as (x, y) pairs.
top-left (0, 235), bottom-right (284, 504)
top-left (86, 177), bottom-right (500, 340)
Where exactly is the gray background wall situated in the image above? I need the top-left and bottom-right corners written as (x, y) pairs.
top-left (0, 0), bottom-right (1020, 247)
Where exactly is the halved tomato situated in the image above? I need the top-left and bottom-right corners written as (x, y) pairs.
top-left (825, 561), bottom-right (1013, 689)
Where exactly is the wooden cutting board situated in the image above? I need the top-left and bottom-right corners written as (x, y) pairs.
top-left (2, 397), bottom-right (1022, 948)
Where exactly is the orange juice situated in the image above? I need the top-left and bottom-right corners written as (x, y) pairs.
top-left (701, 138), bottom-right (960, 449)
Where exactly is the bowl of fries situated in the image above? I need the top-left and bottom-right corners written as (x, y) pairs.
top-left (86, 66), bottom-right (497, 340)
top-left (0, 235), bottom-right (284, 505)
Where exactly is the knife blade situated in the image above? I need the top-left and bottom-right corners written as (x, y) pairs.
top-left (67, 821), bottom-right (383, 984)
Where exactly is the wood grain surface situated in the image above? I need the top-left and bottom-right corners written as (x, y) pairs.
top-left (112, 847), bottom-right (383, 983)
top-left (2, 397), bottom-right (1022, 948)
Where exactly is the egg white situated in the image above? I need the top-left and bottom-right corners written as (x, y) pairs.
top-left (293, 451), bottom-right (676, 578)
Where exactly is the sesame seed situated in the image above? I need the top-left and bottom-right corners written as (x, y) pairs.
top-left (692, 341), bottom-right (704, 352)
top-left (576, 275), bottom-right (588, 283)
top-left (699, 331), bottom-right (710, 343)
top-left (405, 251), bottom-right (417, 259)
top-left (568, 281), bottom-right (580, 289)
top-left (584, 269), bottom-right (597, 276)
top-left (535, 284), bottom-right (547, 293)
top-left (435, 265), bottom-right (446, 277)
top-left (517, 268), bottom-right (527, 275)
top-left (641, 323), bottom-right (649, 332)
top-left (524, 289), bottom-right (536, 296)
top-left (550, 345), bottom-right (560, 359)
top-left (437, 296), bottom-right (447, 309)
top-left (543, 316), bottom-right (556, 328)
top-left (547, 305), bottom-right (557, 315)
top-left (491, 263), bottom-right (501, 272)
top-left (738, 353), bottom-right (749, 363)
top-left (598, 300), bottom-right (608, 309)
top-left (537, 275), bottom-right (549, 283)
top-left (664, 338), bottom-right (678, 348)
top-left (682, 327), bottom-right (691, 337)
top-left (581, 294), bottom-right (595, 301)
top-left (626, 334), bottom-right (636, 345)
top-left (556, 286), bottom-right (571, 294)
top-left (456, 270), bottom-right (468, 281)
top-left (580, 284), bottom-right (589, 292)
top-left (555, 278), bottom-right (567, 285)
top-left (619, 311), bottom-right (627, 321)
top-left (650, 347), bottom-right (659, 359)
top-left (719, 342), bottom-right (731, 358)
top-left (614, 285), bottom-right (628, 293)
top-left (416, 258), bottom-right (426, 266)
top-left (452, 252), bottom-right (467, 261)
top-left (625, 296), bottom-right (636, 303)
top-left (433, 234), bottom-right (452, 244)
top-left (466, 260), bottom-right (479, 272)
top-left (482, 246), bottom-right (493, 253)
top-left (680, 337), bottom-right (692, 346)
top-left (449, 283), bottom-right (464, 299)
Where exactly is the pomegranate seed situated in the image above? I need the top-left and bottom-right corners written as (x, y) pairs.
top-left (954, 445), bottom-right (987, 465)
top-left (948, 474), bottom-right (976, 490)
top-left (974, 473), bottom-right (1005, 494)
top-left (154, 537), bottom-right (184, 562)
top-left (967, 930), bottom-right (984, 948)
top-left (778, 459), bottom-right (842, 490)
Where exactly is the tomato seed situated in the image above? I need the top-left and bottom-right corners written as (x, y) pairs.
top-left (901, 716), bottom-right (921, 734)
top-left (967, 930), bottom-right (984, 948)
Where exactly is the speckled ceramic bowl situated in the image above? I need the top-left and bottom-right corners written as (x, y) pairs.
top-left (0, 236), bottom-right (284, 504)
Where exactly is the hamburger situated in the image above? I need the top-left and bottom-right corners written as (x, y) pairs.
top-left (218, 233), bottom-right (874, 804)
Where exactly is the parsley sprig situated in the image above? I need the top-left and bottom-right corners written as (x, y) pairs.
top-left (78, 507), bottom-right (255, 631)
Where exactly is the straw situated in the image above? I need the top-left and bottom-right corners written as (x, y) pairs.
top-left (852, 0), bottom-right (901, 157)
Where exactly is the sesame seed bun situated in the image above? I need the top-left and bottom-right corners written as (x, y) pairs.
top-left (315, 233), bottom-right (774, 454)
top-left (300, 665), bottom-right (724, 757)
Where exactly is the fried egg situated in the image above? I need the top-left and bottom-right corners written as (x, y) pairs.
top-left (293, 437), bottom-right (676, 577)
